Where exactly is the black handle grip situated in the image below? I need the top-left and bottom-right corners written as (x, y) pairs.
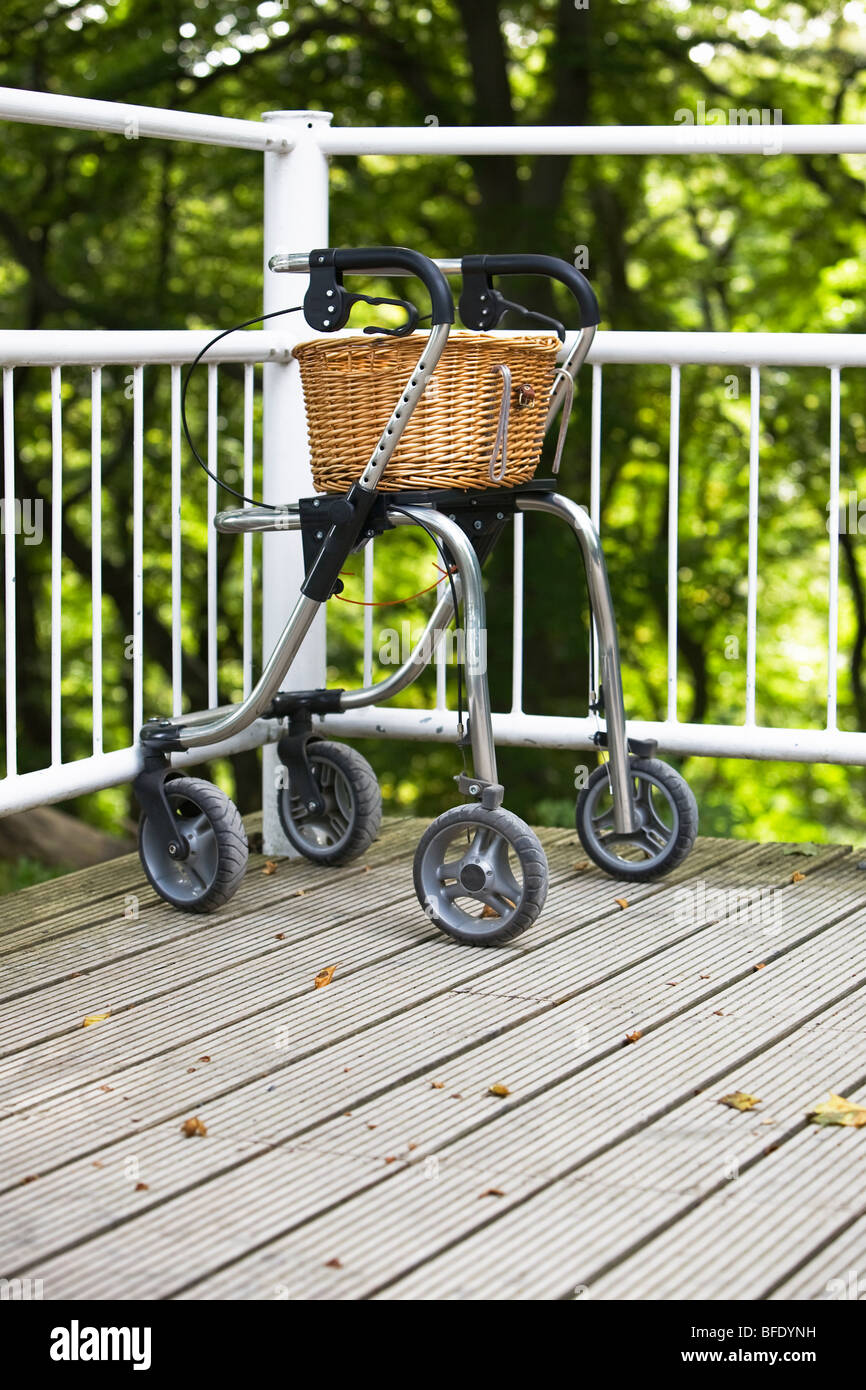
top-left (308, 246), bottom-right (454, 327)
top-left (461, 253), bottom-right (600, 329)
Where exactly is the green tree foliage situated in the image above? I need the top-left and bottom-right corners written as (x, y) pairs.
top-left (2, 0), bottom-right (866, 846)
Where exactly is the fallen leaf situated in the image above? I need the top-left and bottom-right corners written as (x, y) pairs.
top-left (199, 1056), bottom-right (211, 1064)
top-left (666, 981), bottom-right (679, 987)
top-left (791, 871), bottom-right (806, 884)
top-left (807, 1093), bottom-right (866, 1128)
top-left (92, 1160), bottom-right (104, 1169)
top-left (343, 1067), bottom-right (351, 1073)
top-left (573, 860), bottom-right (590, 872)
top-left (363, 865), bottom-right (371, 873)
top-left (384, 1156), bottom-right (397, 1164)
top-left (82, 1010), bottom-right (111, 1028)
top-left (314, 965), bottom-right (338, 989)
top-left (754, 962), bottom-right (766, 971)
top-left (700, 974), bottom-right (711, 979)
top-left (295, 889), bottom-right (305, 897)
top-left (68, 972), bottom-right (81, 979)
top-left (180, 1116), bottom-right (208, 1138)
top-left (488, 1083), bottom-right (511, 1098)
top-left (713, 1010), bottom-right (726, 1016)
top-left (430, 1081), bottom-right (445, 1090)
top-left (719, 1091), bottom-right (761, 1112)
top-left (367, 1123), bottom-right (377, 1130)
top-left (134, 1181), bottom-right (149, 1191)
top-left (624, 1030), bottom-right (642, 1044)
top-left (764, 1145), bottom-right (779, 1155)
top-left (98, 1084), bottom-right (113, 1092)
top-left (450, 1093), bottom-right (463, 1100)
top-left (615, 897), bottom-right (629, 910)
top-left (480, 904), bottom-right (500, 919)
top-left (262, 859), bottom-right (278, 876)
top-left (480, 1187), bottom-right (505, 1198)
top-left (407, 1142), bottom-right (417, 1151)
top-left (186, 1067), bottom-right (196, 1074)
top-left (783, 843), bottom-right (820, 857)
top-left (20, 1174), bottom-right (38, 1184)
top-left (324, 1258), bottom-right (343, 1269)
top-left (274, 933), bottom-right (285, 940)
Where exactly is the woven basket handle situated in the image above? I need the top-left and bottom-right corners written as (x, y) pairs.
top-left (487, 363), bottom-right (512, 482)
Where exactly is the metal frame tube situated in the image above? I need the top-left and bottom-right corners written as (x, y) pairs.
top-left (518, 492), bottom-right (638, 833)
top-left (388, 508), bottom-right (497, 786)
top-left (173, 593), bottom-right (321, 750)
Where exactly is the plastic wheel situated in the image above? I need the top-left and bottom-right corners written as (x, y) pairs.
top-left (138, 776), bottom-right (248, 912)
top-left (414, 804), bottom-right (548, 947)
top-left (276, 740), bottom-right (382, 865)
top-left (576, 756), bottom-right (698, 881)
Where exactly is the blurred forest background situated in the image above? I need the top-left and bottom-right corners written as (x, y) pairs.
top-left (2, 0), bottom-right (866, 890)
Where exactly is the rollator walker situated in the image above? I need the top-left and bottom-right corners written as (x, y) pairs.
top-left (133, 248), bottom-right (698, 946)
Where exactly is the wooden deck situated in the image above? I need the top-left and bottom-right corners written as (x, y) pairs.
top-left (1, 816), bottom-right (865, 1302)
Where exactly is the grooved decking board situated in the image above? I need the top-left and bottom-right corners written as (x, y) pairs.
top-left (0, 819), bottom-right (862, 1301)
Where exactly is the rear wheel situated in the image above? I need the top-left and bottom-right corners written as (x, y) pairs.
top-left (576, 757), bottom-right (698, 881)
top-left (276, 740), bottom-right (381, 865)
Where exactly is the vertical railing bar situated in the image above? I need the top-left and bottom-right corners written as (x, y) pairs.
top-left (2, 368), bottom-right (17, 777)
top-left (667, 364), bottom-right (681, 723)
top-left (90, 367), bottom-right (103, 755)
top-left (242, 363), bottom-right (254, 700)
top-left (50, 365), bottom-right (63, 765)
top-left (589, 362), bottom-right (603, 702)
top-left (170, 365), bottom-right (183, 717)
top-left (827, 365), bottom-right (841, 731)
top-left (511, 511), bottom-right (524, 713)
top-left (745, 364), bottom-right (760, 727)
top-left (207, 363), bottom-right (218, 710)
top-left (132, 365), bottom-right (144, 740)
top-left (363, 538), bottom-right (374, 688)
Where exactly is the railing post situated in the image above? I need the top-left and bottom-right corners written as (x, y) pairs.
top-left (261, 109), bottom-right (332, 855)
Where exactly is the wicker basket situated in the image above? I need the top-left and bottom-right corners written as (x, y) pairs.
top-left (293, 329), bottom-right (561, 492)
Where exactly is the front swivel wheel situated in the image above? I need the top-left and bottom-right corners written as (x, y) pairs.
top-left (414, 804), bottom-right (548, 947)
top-left (576, 756), bottom-right (698, 881)
top-left (276, 740), bottom-right (381, 865)
top-left (138, 776), bottom-right (248, 912)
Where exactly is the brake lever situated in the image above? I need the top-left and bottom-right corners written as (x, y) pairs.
top-left (485, 291), bottom-right (566, 342)
top-left (348, 291), bottom-right (420, 337)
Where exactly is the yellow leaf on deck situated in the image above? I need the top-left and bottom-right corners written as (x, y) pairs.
top-left (625, 1030), bottom-right (643, 1044)
top-left (791, 871), bottom-right (806, 883)
top-left (488, 1083), bottom-right (511, 1098)
top-left (314, 965), bottom-right (338, 989)
top-left (262, 859), bottom-right (278, 876)
top-left (615, 897), bottom-right (629, 910)
top-left (807, 1093), bottom-right (866, 1128)
top-left (180, 1116), bottom-right (208, 1138)
top-left (82, 1010), bottom-right (111, 1028)
top-left (719, 1091), bottom-right (761, 1111)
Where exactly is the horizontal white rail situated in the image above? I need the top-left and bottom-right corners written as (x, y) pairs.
top-left (326, 709), bottom-right (866, 767)
top-left (316, 124), bottom-right (866, 157)
top-left (4, 328), bottom-right (864, 370)
top-left (0, 329), bottom-right (297, 367)
top-left (0, 86), bottom-right (295, 151)
top-left (4, 88), bottom-right (866, 159)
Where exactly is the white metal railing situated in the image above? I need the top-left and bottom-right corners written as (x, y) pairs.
top-left (1, 87), bottom-right (865, 849)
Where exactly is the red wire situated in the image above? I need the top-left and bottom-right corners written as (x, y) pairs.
top-left (335, 563), bottom-right (456, 607)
